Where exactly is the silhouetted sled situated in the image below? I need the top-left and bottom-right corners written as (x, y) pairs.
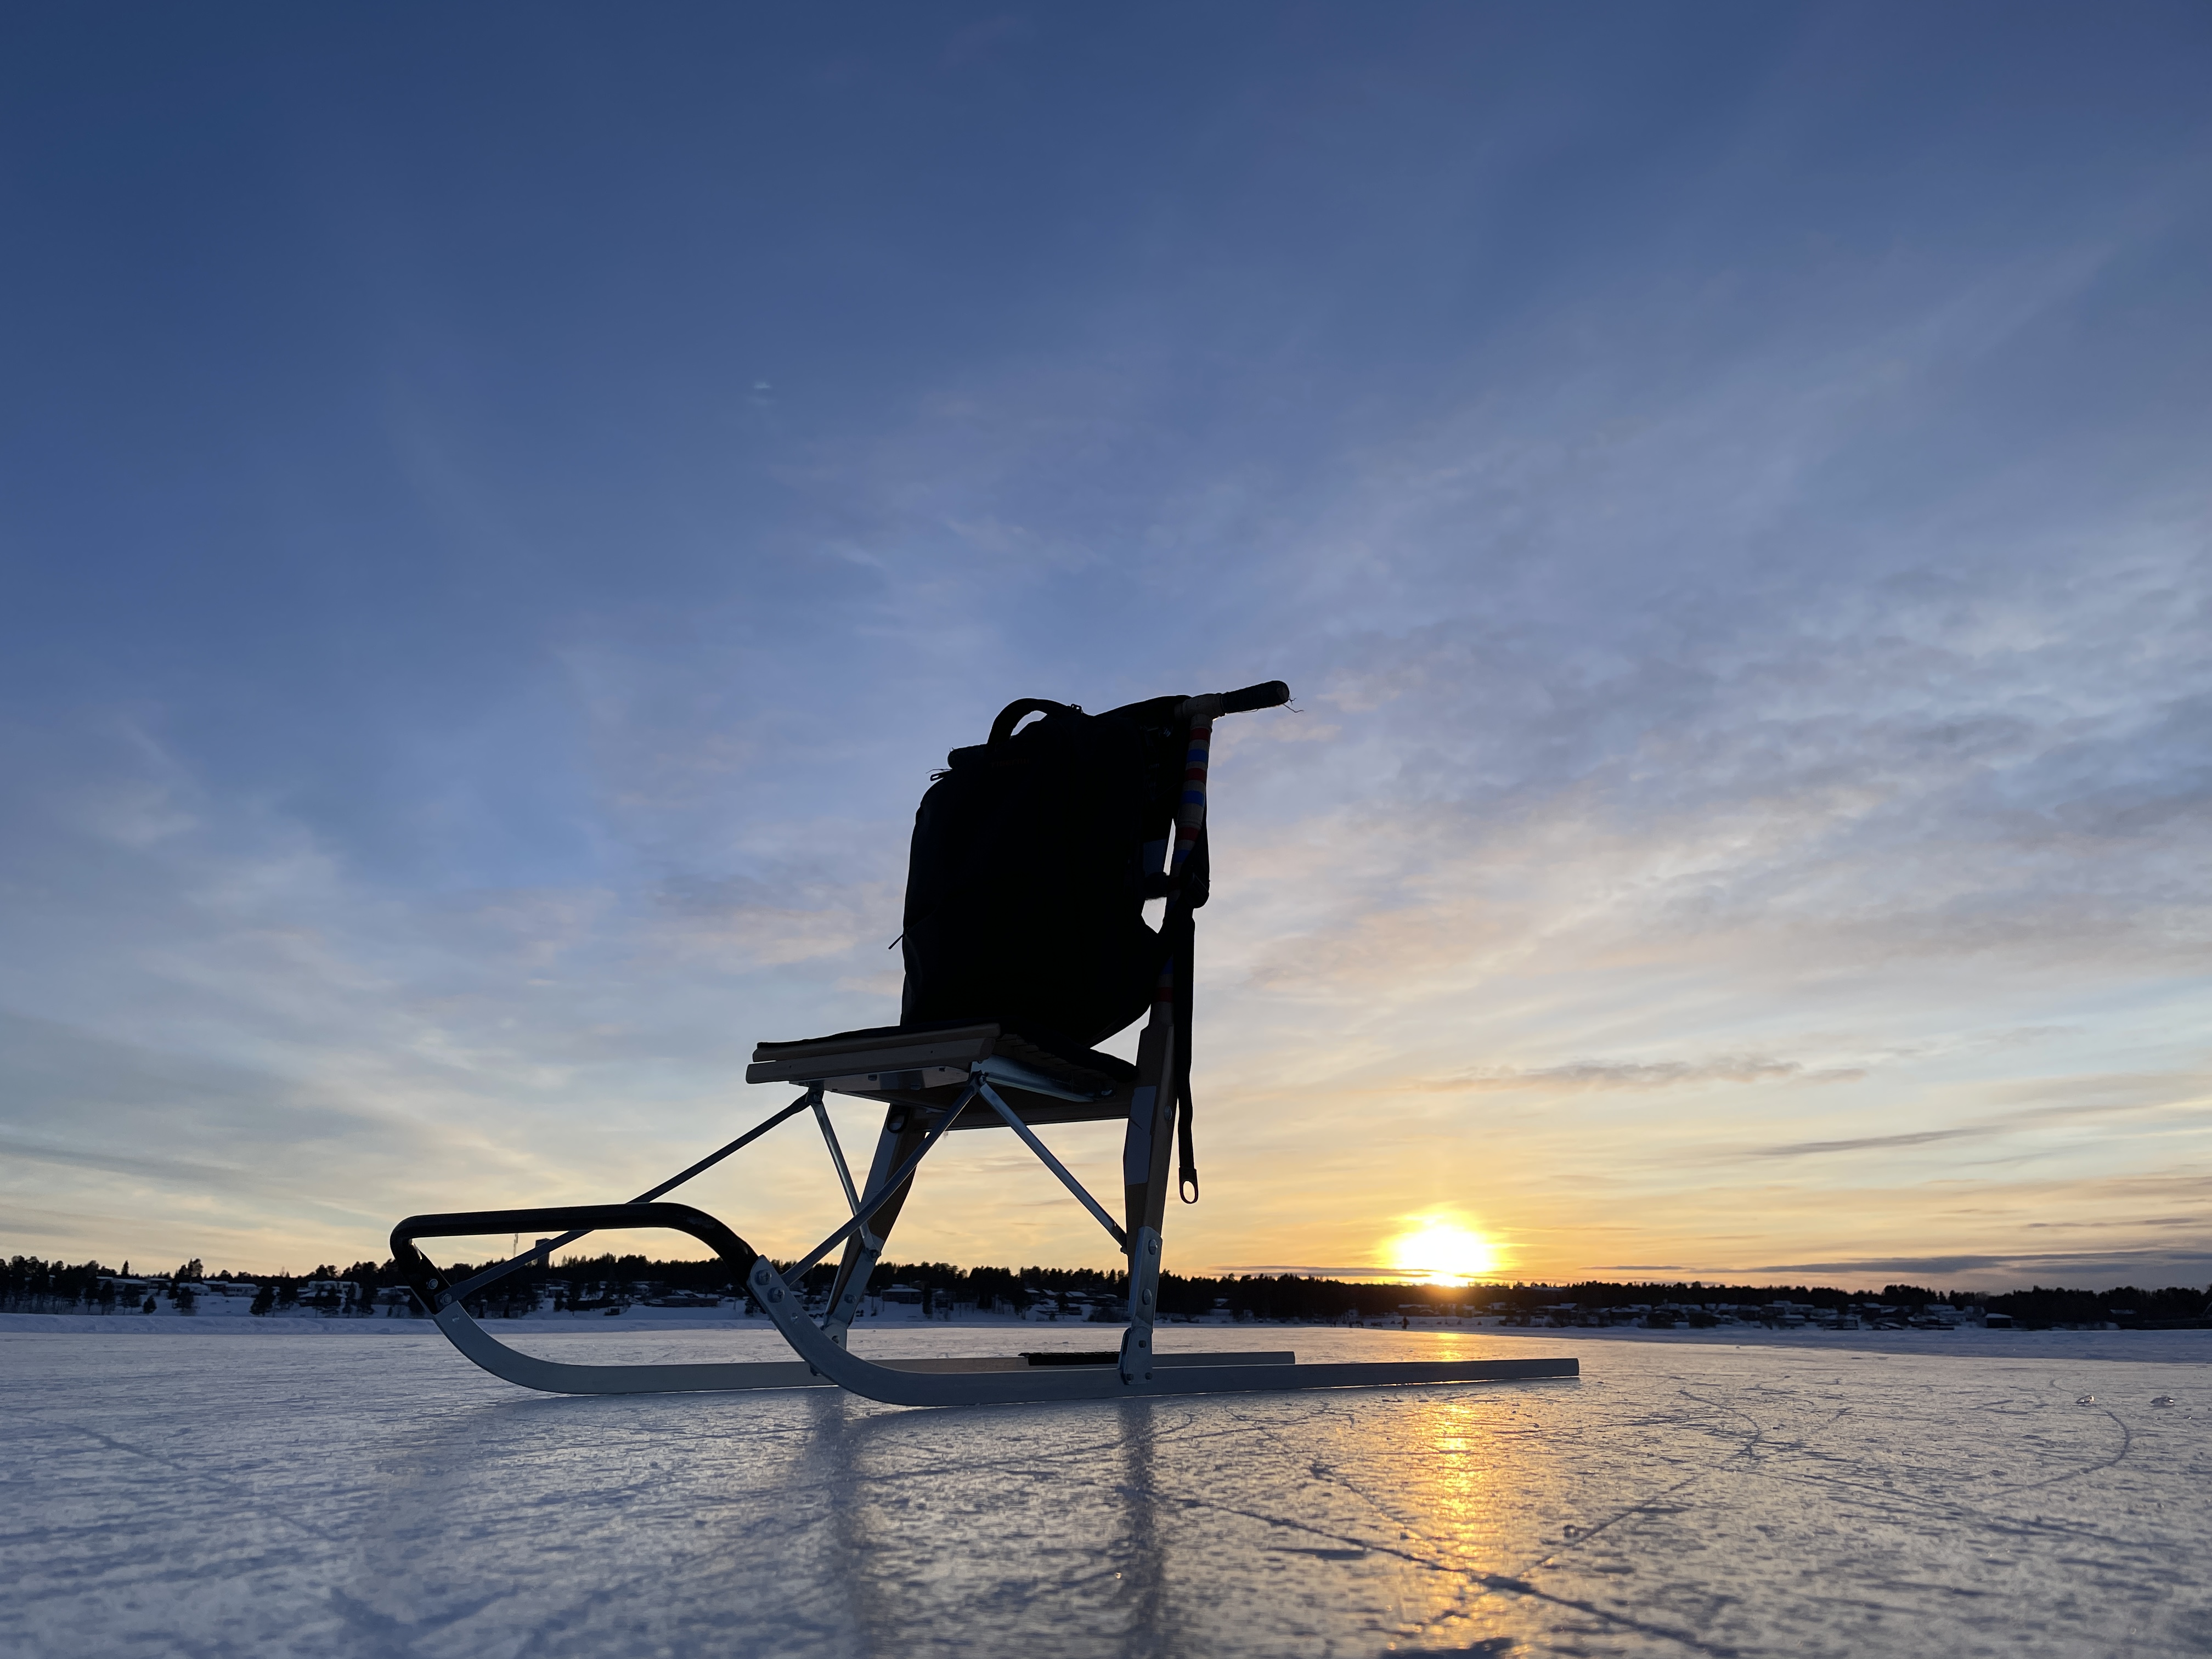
top-left (391, 684), bottom-right (1578, 1406)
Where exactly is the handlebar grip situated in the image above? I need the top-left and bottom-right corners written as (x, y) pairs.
top-left (1178, 681), bottom-right (1291, 721)
top-left (1220, 680), bottom-right (1290, 714)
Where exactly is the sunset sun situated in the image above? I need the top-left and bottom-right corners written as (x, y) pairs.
top-left (1384, 1216), bottom-right (1503, 1285)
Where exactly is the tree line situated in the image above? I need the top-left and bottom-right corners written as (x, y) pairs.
top-left (6, 1252), bottom-right (2206, 1328)
top-left (1, 1256), bottom-right (385, 1315)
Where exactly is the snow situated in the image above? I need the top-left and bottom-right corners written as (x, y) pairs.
top-left (2, 1323), bottom-right (2207, 1656)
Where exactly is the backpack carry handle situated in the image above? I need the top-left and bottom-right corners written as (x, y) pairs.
top-left (1179, 680), bottom-right (1290, 721)
top-left (987, 698), bottom-right (1078, 747)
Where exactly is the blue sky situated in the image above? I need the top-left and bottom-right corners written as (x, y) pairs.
top-left (4, 4), bottom-right (2208, 1288)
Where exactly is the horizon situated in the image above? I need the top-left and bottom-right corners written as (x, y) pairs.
top-left (11, 1243), bottom-right (2209, 1311)
top-left (4, 5), bottom-right (2210, 1294)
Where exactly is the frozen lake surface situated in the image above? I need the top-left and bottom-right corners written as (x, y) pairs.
top-left (3, 1322), bottom-right (2207, 1657)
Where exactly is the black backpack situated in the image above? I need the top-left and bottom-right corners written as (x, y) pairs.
top-left (899, 681), bottom-right (1287, 1198)
top-left (900, 693), bottom-right (1203, 1044)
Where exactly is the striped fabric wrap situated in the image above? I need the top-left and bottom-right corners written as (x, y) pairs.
top-left (1155, 716), bottom-right (1215, 1003)
top-left (1170, 718), bottom-right (1213, 873)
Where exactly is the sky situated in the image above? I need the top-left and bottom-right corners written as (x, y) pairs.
top-left (3, 4), bottom-right (2209, 1292)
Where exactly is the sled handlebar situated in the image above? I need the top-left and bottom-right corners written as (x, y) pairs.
top-left (1181, 680), bottom-right (1290, 721)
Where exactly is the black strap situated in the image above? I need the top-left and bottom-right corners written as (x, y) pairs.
top-left (1173, 910), bottom-right (1199, 1203)
top-left (1170, 804), bottom-right (1209, 1204)
top-left (1176, 1079), bottom-right (1199, 1204)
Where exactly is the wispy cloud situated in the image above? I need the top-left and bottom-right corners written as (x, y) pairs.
top-left (1417, 1057), bottom-right (1866, 1093)
top-left (1745, 1128), bottom-right (1985, 1158)
top-left (1753, 1249), bottom-right (2212, 1284)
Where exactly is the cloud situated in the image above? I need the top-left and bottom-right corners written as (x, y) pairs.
top-left (1746, 1128), bottom-right (1984, 1158)
top-left (1417, 1057), bottom-right (1866, 1094)
top-left (1752, 1249), bottom-right (2212, 1288)
top-left (652, 873), bottom-right (896, 967)
top-left (0, 1131), bottom-right (270, 1192)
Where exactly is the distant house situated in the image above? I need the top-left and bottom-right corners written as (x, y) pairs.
top-left (870, 1285), bottom-right (928, 1320)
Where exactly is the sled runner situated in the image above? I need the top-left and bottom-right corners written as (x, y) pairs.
top-left (391, 681), bottom-right (1577, 1404)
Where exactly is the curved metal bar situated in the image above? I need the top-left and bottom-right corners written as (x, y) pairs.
top-left (393, 1201), bottom-right (816, 1396)
top-left (437, 1091), bottom-right (819, 1306)
top-left (428, 1301), bottom-right (833, 1395)
top-left (425, 1293), bottom-right (1323, 1398)
top-left (744, 1256), bottom-right (1578, 1407)
top-left (391, 1201), bottom-right (760, 1317)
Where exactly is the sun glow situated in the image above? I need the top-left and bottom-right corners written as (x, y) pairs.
top-left (1385, 1216), bottom-right (1503, 1285)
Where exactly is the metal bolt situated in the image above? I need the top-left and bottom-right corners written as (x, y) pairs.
top-left (769, 1288), bottom-right (784, 1303)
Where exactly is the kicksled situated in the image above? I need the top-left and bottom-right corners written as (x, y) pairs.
top-left (391, 684), bottom-right (1577, 1406)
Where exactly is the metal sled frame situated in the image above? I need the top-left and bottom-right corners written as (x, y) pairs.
top-left (392, 688), bottom-right (1577, 1406)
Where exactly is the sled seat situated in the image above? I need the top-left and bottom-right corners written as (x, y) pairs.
top-left (747, 1020), bottom-right (1137, 1128)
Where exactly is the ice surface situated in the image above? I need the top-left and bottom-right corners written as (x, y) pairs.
top-left (3, 1323), bottom-right (2207, 1657)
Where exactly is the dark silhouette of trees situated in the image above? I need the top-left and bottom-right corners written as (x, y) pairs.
top-left (4, 1250), bottom-right (2208, 1329)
